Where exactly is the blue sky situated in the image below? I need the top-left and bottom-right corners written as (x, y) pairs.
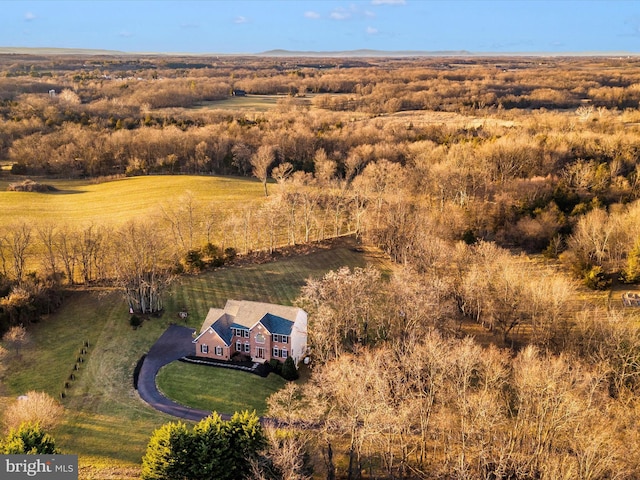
top-left (1, 1), bottom-right (639, 54)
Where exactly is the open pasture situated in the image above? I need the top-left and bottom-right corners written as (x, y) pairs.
top-left (0, 174), bottom-right (264, 227)
top-left (191, 94), bottom-right (296, 112)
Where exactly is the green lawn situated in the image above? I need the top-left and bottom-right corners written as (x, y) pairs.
top-left (157, 362), bottom-right (286, 416)
top-left (191, 94), bottom-right (289, 112)
top-left (0, 174), bottom-right (264, 227)
top-left (0, 242), bottom-right (388, 479)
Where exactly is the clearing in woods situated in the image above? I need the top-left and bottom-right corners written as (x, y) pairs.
top-left (0, 240), bottom-right (390, 479)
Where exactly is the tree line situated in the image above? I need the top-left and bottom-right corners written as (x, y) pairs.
top-left (3, 54), bottom-right (640, 478)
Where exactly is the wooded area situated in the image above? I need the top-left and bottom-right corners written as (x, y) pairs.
top-left (2, 54), bottom-right (640, 479)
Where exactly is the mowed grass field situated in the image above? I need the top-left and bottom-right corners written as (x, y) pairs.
top-left (156, 363), bottom-right (287, 416)
top-left (192, 94), bottom-right (293, 112)
top-left (1, 242), bottom-right (389, 480)
top-left (0, 174), bottom-right (265, 227)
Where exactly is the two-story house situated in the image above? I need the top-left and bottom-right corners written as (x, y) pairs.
top-left (193, 300), bottom-right (308, 366)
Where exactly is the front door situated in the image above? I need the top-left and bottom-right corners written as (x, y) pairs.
top-left (256, 347), bottom-right (265, 359)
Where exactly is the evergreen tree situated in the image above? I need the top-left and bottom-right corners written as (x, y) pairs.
top-left (2, 422), bottom-right (58, 454)
top-left (281, 356), bottom-right (299, 381)
top-left (142, 411), bottom-right (265, 480)
top-left (223, 411), bottom-right (265, 480)
top-left (141, 421), bottom-right (191, 480)
top-left (190, 412), bottom-right (228, 480)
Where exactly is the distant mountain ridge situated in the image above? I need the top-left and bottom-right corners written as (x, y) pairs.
top-left (0, 46), bottom-right (636, 58)
top-left (257, 49), bottom-right (474, 57)
top-left (0, 46), bottom-right (127, 55)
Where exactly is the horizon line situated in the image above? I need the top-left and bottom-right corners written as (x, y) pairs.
top-left (0, 46), bottom-right (638, 58)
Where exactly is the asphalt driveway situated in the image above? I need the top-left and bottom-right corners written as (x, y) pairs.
top-left (136, 324), bottom-right (213, 421)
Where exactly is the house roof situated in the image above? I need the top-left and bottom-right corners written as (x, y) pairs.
top-left (211, 313), bottom-right (234, 345)
top-left (193, 308), bottom-right (233, 346)
top-left (223, 300), bottom-right (302, 330)
top-left (195, 300), bottom-right (304, 343)
top-left (199, 308), bottom-right (225, 334)
top-left (259, 313), bottom-right (293, 336)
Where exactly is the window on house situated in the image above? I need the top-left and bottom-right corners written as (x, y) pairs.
top-left (215, 346), bottom-right (223, 356)
top-left (272, 347), bottom-right (279, 358)
top-left (201, 344), bottom-right (208, 354)
top-left (281, 349), bottom-right (288, 358)
top-left (255, 333), bottom-right (265, 344)
top-left (244, 342), bottom-right (250, 353)
top-left (236, 341), bottom-right (241, 352)
top-left (243, 329), bottom-right (249, 338)
top-left (282, 335), bottom-right (288, 344)
top-left (272, 334), bottom-right (280, 343)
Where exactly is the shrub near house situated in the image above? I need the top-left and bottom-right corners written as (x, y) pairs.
top-left (193, 300), bottom-right (307, 366)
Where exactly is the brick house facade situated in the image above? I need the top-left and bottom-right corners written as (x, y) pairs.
top-left (193, 300), bottom-right (308, 366)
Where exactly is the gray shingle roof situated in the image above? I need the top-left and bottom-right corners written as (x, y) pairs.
top-left (211, 313), bottom-right (234, 345)
top-left (259, 313), bottom-right (293, 336)
top-left (196, 300), bottom-right (304, 345)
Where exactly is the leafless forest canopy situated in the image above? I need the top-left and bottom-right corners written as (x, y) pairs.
top-left (3, 54), bottom-right (640, 479)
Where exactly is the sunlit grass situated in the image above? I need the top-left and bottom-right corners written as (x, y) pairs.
top-left (0, 174), bottom-right (264, 227)
top-left (157, 362), bottom-right (286, 416)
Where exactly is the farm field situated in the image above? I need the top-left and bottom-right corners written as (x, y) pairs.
top-left (185, 93), bottom-right (339, 112)
top-left (0, 242), bottom-right (389, 479)
top-left (0, 174), bottom-right (265, 227)
top-left (191, 94), bottom-right (298, 112)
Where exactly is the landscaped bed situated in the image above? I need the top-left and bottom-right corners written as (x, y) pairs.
top-left (156, 361), bottom-right (287, 416)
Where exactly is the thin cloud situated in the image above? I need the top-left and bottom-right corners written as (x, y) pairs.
top-left (330, 5), bottom-right (376, 21)
top-left (330, 8), bottom-right (351, 21)
top-left (24, 12), bottom-right (36, 21)
top-left (304, 11), bottom-right (321, 19)
top-left (371, 0), bottom-right (406, 5)
top-left (119, 31), bottom-right (133, 38)
top-left (234, 16), bottom-right (249, 24)
top-left (366, 26), bottom-right (379, 35)
top-left (180, 23), bottom-right (199, 29)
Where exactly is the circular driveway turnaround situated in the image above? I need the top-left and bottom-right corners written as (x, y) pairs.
top-left (137, 324), bottom-right (213, 422)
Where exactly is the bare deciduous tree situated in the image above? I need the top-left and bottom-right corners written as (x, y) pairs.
top-left (3, 390), bottom-right (64, 432)
top-left (2, 324), bottom-right (30, 358)
top-left (111, 221), bottom-right (173, 314)
top-left (251, 145), bottom-right (276, 196)
top-left (250, 427), bottom-right (311, 480)
top-left (0, 223), bottom-right (33, 283)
